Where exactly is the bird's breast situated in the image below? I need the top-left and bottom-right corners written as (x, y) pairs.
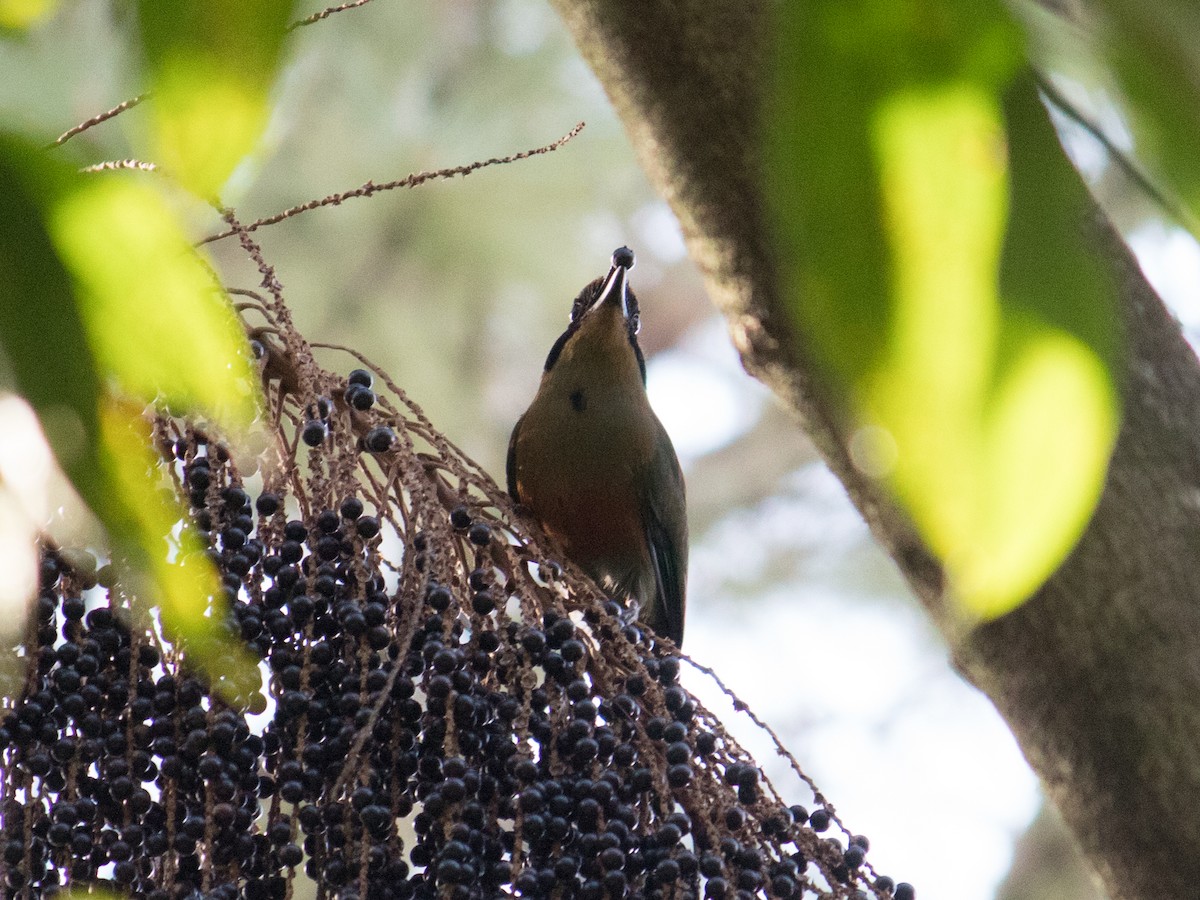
top-left (513, 372), bottom-right (658, 580)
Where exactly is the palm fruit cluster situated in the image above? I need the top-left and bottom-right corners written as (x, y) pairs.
top-left (0, 264), bottom-right (913, 900)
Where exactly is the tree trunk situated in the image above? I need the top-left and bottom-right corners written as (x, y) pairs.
top-left (548, 2), bottom-right (1200, 898)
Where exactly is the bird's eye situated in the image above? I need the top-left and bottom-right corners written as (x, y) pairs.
top-left (570, 277), bottom-right (606, 322)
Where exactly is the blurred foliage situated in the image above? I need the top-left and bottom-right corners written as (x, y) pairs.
top-left (135, 0), bottom-right (297, 197)
top-left (0, 0), bottom-right (56, 30)
top-left (52, 176), bottom-right (259, 429)
top-left (1091, 1), bottom-right (1200, 233)
top-left (766, 1), bottom-right (1121, 620)
top-left (0, 3), bottom-right (273, 687)
top-left (0, 138), bottom-right (102, 498)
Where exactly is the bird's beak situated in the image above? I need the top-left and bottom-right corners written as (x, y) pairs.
top-left (587, 247), bottom-right (635, 321)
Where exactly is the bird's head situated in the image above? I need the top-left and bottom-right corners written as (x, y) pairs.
top-left (570, 245), bottom-right (640, 336)
top-left (544, 247), bottom-right (646, 382)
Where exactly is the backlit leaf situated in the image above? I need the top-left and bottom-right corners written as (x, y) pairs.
top-left (1092, 1), bottom-right (1200, 229)
top-left (0, 135), bottom-right (261, 691)
top-left (98, 399), bottom-right (258, 698)
top-left (0, 138), bottom-right (104, 505)
top-left (0, 0), bottom-right (58, 30)
top-left (49, 176), bottom-right (261, 435)
top-left (136, 0), bottom-right (297, 197)
top-left (767, 2), bottom-right (1120, 619)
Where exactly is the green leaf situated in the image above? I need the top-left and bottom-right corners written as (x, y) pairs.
top-left (99, 399), bottom-right (259, 700)
top-left (48, 175), bottom-right (261, 435)
top-left (0, 0), bottom-right (58, 30)
top-left (136, 0), bottom-right (297, 197)
top-left (58, 887), bottom-right (121, 900)
top-left (1091, 2), bottom-right (1200, 228)
top-left (0, 138), bottom-right (104, 499)
top-left (0, 135), bottom-right (261, 693)
top-left (767, 3), bottom-right (1120, 619)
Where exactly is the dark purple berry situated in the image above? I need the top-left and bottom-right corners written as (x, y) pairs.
top-left (301, 420), bottom-right (327, 447)
top-left (364, 426), bottom-right (395, 452)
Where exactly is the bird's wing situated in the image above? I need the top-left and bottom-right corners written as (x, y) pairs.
top-left (506, 414), bottom-right (524, 503)
top-left (643, 418), bottom-right (688, 645)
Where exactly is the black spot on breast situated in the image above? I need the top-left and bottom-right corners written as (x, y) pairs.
top-left (570, 389), bottom-right (587, 412)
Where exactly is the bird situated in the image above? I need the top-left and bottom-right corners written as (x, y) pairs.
top-left (507, 247), bottom-right (688, 645)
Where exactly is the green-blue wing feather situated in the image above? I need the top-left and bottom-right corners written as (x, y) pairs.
top-left (642, 418), bottom-right (687, 645)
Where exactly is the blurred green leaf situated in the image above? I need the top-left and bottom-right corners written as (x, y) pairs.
top-left (49, 175), bottom-right (261, 434)
top-left (984, 76), bottom-right (1120, 611)
top-left (767, 3), bottom-right (1120, 618)
top-left (1093, 2), bottom-right (1200, 229)
top-left (0, 0), bottom-right (58, 30)
top-left (136, 0), bottom-right (297, 197)
top-left (59, 890), bottom-right (119, 900)
top-left (0, 137), bottom-right (104, 500)
top-left (0, 135), bottom-right (261, 690)
top-left (99, 398), bottom-right (259, 698)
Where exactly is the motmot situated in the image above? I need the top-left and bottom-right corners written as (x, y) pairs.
top-left (507, 247), bottom-right (688, 645)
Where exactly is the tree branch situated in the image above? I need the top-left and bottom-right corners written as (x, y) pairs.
top-left (549, 2), bottom-right (1200, 897)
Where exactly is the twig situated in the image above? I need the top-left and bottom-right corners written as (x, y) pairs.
top-left (45, 0), bottom-right (376, 149)
top-left (287, 0), bottom-right (379, 32)
top-left (47, 94), bottom-right (149, 150)
top-left (47, 0), bottom-right (377, 149)
top-left (1034, 69), bottom-right (1196, 232)
top-left (682, 655), bottom-right (834, 812)
top-left (79, 159), bottom-right (158, 174)
top-left (197, 122), bottom-right (586, 245)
